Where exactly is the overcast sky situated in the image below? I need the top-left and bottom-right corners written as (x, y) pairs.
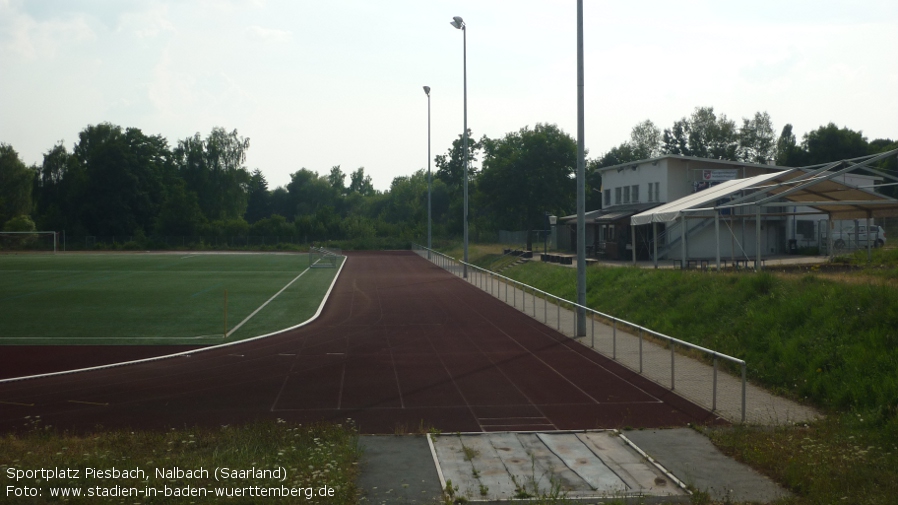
top-left (2, 0), bottom-right (896, 191)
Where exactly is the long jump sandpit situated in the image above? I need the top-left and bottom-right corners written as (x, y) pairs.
top-left (0, 251), bottom-right (721, 434)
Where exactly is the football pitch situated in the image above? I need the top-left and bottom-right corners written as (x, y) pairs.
top-left (0, 252), bottom-right (342, 345)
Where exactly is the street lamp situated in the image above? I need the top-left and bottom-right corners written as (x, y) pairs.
top-left (423, 86), bottom-right (432, 258)
top-left (450, 15), bottom-right (469, 278)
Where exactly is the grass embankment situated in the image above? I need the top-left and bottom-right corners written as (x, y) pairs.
top-left (441, 243), bottom-right (524, 272)
top-left (0, 420), bottom-right (360, 505)
top-left (456, 245), bottom-right (898, 504)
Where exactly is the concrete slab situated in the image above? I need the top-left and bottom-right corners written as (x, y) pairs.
top-left (623, 428), bottom-right (790, 503)
top-left (357, 435), bottom-right (443, 504)
top-left (430, 431), bottom-right (686, 502)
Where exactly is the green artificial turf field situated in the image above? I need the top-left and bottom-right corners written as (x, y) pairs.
top-left (0, 252), bottom-right (342, 345)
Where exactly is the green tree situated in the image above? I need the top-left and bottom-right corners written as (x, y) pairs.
top-left (661, 118), bottom-right (691, 156)
top-left (629, 119), bottom-right (662, 159)
top-left (174, 127), bottom-right (251, 221)
top-left (64, 123), bottom-right (171, 236)
top-left (688, 106), bottom-right (739, 160)
top-left (327, 165), bottom-right (346, 195)
top-left (244, 169), bottom-right (271, 223)
top-left (802, 123), bottom-right (869, 165)
top-left (477, 123), bottom-right (577, 231)
top-left (154, 179), bottom-right (205, 236)
top-left (0, 143), bottom-right (35, 226)
top-left (594, 143), bottom-right (642, 169)
top-left (287, 168), bottom-right (339, 217)
top-left (434, 129), bottom-right (482, 193)
top-left (3, 215), bottom-right (36, 232)
top-left (348, 167), bottom-right (375, 196)
top-left (738, 111), bottom-right (776, 164)
top-left (775, 124), bottom-right (805, 166)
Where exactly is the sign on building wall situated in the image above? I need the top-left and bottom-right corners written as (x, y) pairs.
top-left (701, 169), bottom-right (737, 181)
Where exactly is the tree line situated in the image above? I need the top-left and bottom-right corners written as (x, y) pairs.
top-left (595, 106), bottom-right (896, 171)
top-left (1, 109), bottom-right (894, 249)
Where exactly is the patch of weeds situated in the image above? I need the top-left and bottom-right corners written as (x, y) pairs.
top-left (442, 478), bottom-right (468, 504)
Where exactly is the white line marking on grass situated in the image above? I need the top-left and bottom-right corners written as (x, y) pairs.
top-left (0, 256), bottom-right (347, 384)
top-left (225, 266), bottom-right (311, 338)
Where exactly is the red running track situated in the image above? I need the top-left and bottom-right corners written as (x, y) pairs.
top-left (0, 251), bottom-right (723, 434)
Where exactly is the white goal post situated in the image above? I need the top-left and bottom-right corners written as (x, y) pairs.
top-left (309, 246), bottom-right (341, 268)
top-left (0, 231), bottom-right (58, 253)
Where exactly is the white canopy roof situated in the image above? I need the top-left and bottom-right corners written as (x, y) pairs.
top-left (631, 168), bottom-right (898, 225)
top-left (631, 172), bottom-right (782, 225)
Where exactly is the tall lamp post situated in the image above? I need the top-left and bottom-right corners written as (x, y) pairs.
top-left (423, 86), bottom-right (432, 258)
top-left (450, 15), bottom-right (469, 278)
top-left (575, 0), bottom-right (586, 336)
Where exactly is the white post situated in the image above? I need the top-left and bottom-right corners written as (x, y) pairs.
top-left (680, 216), bottom-right (686, 269)
top-left (866, 214), bottom-right (872, 263)
top-left (715, 213), bottom-right (720, 271)
top-left (756, 206), bottom-right (762, 271)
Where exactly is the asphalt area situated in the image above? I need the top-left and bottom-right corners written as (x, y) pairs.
top-left (0, 251), bottom-right (722, 433)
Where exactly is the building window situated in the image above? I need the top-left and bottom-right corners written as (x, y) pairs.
top-left (623, 186), bottom-right (630, 204)
top-left (604, 189), bottom-right (610, 207)
top-left (614, 187), bottom-right (621, 205)
top-left (648, 182), bottom-right (659, 202)
top-left (796, 220), bottom-right (814, 238)
top-left (631, 184), bottom-right (639, 203)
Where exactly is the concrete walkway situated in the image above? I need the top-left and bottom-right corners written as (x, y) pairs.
top-left (431, 256), bottom-right (820, 426)
top-left (357, 429), bottom-right (790, 504)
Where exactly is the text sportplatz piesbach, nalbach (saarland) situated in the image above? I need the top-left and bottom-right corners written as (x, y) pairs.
top-left (4, 466), bottom-right (337, 500)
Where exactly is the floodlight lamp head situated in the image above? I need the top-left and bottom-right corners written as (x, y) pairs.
top-left (423, 86), bottom-right (431, 96)
top-left (450, 16), bottom-right (464, 29)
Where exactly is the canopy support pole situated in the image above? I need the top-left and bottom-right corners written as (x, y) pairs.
top-left (681, 216), bottom-right (686, 268)
top-left (756, 206), bottom-right (762, 271)
top-left (715, 213), bottom-right (721, 271)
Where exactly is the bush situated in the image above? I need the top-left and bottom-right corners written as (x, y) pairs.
top-left (2, 214), bottom-right (36, 232)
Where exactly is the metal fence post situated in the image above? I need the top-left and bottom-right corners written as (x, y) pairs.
top-left (590, 315), bottom-right (594, 348)
top-left (712, 355), bottom-right (718, 412)
top-left (636, 328), bottom-right (642, 375)
top-left (741, 362), bottom-right (747, 423)
top-left (670, 341), bottom-right (675, 390)
top-left (613, 319), bottom-right (617, 360)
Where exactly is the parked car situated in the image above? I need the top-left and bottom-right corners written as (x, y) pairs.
top-left (824, 224), bottom-right (886, 250)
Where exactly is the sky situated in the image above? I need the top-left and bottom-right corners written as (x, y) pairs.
top-left (1, 0), bottom-right (896, 191)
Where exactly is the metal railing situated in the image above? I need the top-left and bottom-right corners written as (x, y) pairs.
top-left (412, 244), bottom-right (747, 423)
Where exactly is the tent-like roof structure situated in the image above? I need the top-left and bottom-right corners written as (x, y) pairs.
top-left (632, 151), bottom-right (898, 225)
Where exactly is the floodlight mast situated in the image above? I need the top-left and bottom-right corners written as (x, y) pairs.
top-left (576, 0), bottom-right (587, 336)
top-left (423, 86), bottom-right (432, 258)
top-left (450, 15), bottom-right (469, 278)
